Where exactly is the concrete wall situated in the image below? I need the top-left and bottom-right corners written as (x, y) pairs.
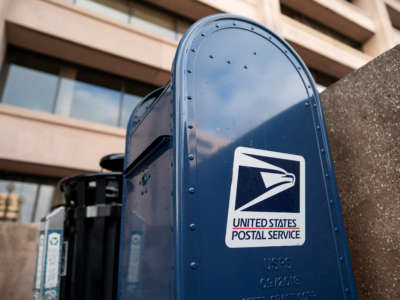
top-left (321, 44), bottom-right (400, 299)
top-left (0, 222), bottom-right (40, 300)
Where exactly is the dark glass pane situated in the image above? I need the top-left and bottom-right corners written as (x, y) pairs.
top-left (130, 1), bottom-right (176, 39)
top-left (70, 82), bottom-right (121, 126)
top-left (1, 68), bottom-right (59, 114)
top-left (2, 65), bottom-right (58, 112)
top-left (0, 180), bottom-right (54, 223)
top-left (69, 68), bottom-right (122, 126)
top-left (0, 47), bottom-right (60, 113)
top-left (0, 180), bottom-right (37, 223)
top-left (76, 0), bottom-right (130, 23)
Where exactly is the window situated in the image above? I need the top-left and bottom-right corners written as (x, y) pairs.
top-left (130, 2), bottom-right (176, 39)
top-left (0, 50), bottom-right (60, 113)
top-left (76, 0), bottom-right (131, 23)
top-left (0, 179), bottom-right (56, 223)
top-left (68, 68), bottom-right (122, 126)
top-left (66, 0), bottom-right (192, 41)
top-left (0, 47), bottom-right (157, 128)
top-left (280, 4), bottom-right (362, 50)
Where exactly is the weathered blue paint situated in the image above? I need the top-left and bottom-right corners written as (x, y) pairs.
top-left (118, 14), bottom-right (357, 300)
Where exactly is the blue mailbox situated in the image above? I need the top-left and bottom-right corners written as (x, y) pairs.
top-left (118, 14), bottom-right (357, 300)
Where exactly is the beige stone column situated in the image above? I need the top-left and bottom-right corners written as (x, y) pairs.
top-left (54, 66), bottom-right (78, 117)
top-left (258, 0), bottom-right (282, 34)
top-left (353, 0), bottom-right (396, 56)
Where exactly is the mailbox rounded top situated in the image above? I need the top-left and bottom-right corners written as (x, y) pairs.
top-left (173, 13), bottom-right (318, 98)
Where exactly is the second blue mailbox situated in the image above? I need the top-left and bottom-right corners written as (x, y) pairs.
top-left (118, 14), bottom-right (357, 300)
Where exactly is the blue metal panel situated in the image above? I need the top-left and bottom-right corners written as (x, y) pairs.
top-left (125, 86), bottom-right (169, 168)
top-left (118, 13), bottom-right (357, 300)
top-left (173, 14), bottom-right (357, 300)
top-left (118, 85), bottom-right (175, 300)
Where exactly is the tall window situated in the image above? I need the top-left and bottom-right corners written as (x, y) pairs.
top-left (0, 47), bottom-right (156, 128)
top-left (65, 0), bottom-right (192, 40)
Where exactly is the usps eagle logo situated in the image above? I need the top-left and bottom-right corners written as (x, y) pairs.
top-left (225, 147), bottom-right (306, 248)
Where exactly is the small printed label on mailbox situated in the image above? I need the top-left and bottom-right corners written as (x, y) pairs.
top-left (225, 147), bottom-right (305, 248)
top-left (43, 230), bottom-right (62, 299)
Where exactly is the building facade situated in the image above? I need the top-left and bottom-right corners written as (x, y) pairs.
top-left (0, 0), bottom-right (399, 223)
